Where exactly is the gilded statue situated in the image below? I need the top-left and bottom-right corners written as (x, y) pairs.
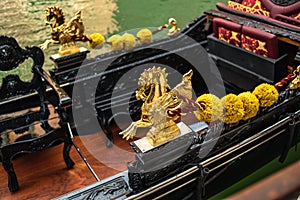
top-left (40, 7), bottom-right (95, 56)
top-left (119, 67), bottom-right (193, 146)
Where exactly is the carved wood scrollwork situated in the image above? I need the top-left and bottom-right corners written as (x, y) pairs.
top-left (0, 36), bottom-right (27, 71)
top-left (0, 36), bottom-right (45, 100)
top-left (0, 35), bottom-right (74, 192)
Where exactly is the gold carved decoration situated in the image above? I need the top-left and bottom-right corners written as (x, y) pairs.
top-left (228, 0), bottom-right (270, 17)
top-left (40, 7), bottom-right (91, 56)
top-left (119, 67), bottom-right (193, 146)
top-left (290, 65), bottom-right (300, 90)
top-left (167, 18), bottom-right (180, 36)
top-left (293, 13), bottom-right (300, 20)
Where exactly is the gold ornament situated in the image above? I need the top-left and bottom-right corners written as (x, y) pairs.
top-left (167, 18), bottom-right (180, 36)
top-left (290, 65), bottom-right (300, 90)
top-left (41, 7), bottom-right (98, 56)
top-left (119, 67), bottom-right (193, 146)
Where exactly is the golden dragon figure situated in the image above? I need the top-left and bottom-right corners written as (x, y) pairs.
top-left (119, 67), bottom-right (193, 146)
top-left (40, 6), bottom-right (91, 56)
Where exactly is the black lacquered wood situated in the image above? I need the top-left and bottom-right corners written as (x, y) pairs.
top-left (0, 36), bottom-right (74, 192)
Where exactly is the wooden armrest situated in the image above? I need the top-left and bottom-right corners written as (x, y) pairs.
top-left (33, 66), bottom-right (71, 108)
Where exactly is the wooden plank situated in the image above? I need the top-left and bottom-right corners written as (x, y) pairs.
top-left (0, 113), bottom-right (198, 199)
top-left (0, 132), bottom-right (135, 200)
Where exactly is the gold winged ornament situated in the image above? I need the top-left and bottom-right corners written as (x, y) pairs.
top-left (290, 65), bottom-right (300, 90)
top-left (40, 6), bottom-right (105, 56)
top-left (119, 67), bottom-right (193, 146)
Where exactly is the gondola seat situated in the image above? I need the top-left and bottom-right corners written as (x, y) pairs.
top-left (259, 0), bottom-right (300, 25)
top-left (216, 0), bottom-right (300, 31)
top-left (241, 25), bottom-right (278, 59)
top-left (213, 17), bottom-right (242, 47)
top-left (0, 36), bottom-right (74, 192)
top-left (209, 17), bottom-right (287, 90)
top-left (212, 17), bottom-right (279, 58)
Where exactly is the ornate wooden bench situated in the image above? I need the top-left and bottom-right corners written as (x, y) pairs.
top-left (0, 36), bottom-right (74, 192)
top-left (204, 8), bottom-right (300, 90)
top-left (216, 0), bottom-right (300, 31)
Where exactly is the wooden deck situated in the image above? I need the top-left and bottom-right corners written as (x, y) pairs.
top-left (0, 113), bottom-right (198, 199)
top-left (1, 112), bottom-right (299, 199)
top-left (0, 130), bottom-right (135, 200)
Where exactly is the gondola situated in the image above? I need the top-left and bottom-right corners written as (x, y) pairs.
top-left (53, 1), bottom-right (300, 199)
top-left (1, 0), bottom-right (300, 199)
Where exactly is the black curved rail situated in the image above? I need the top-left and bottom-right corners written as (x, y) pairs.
top-left (50, 15), bottom-right (216, 146)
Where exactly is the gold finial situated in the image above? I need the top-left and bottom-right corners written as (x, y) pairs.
top-left (167, 18), bottom-right (180, 36)
top-left (290, 65), bottom-right (300, 90)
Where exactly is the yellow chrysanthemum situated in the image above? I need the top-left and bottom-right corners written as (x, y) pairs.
top-left (88, 33), bottom-right (105, 49)
top-left (121, 33), bottom-right (136, 51)
top-left (238, 92), bottom-right (259, 120)
top-left (137, 29), bottom-right (153, 44)
top-left (194, 94), bottom-right (223, 123)
top-left (252, 83), bottom-right (279, 107)
top-left (221, 94), bottom-right (244, 124)
top-left (107, 34), bottom-right (123, 51)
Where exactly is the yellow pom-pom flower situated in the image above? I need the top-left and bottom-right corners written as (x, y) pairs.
top-left (137, 29), bottom-right (153, 44)
top-left (88, 33), bottom-right (105, 49)
top-left (238, 92), bottom-right (259, 120)
top-left (221, 94), bottom-right (244, 124)
top-left (107, 34), bottom-right (123, 51)
top-left (252, 83), bottom-right (279, 107)
top-left (121, 33), bottom-right (136, 51)
top-left (194, 94), bottom-right (223, 123)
